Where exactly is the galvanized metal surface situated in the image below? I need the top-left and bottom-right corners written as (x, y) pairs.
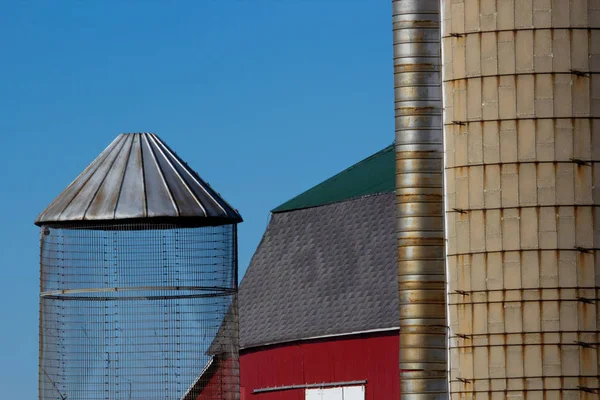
top-left (393, 0), bottom-right (448, 398)
top-left (442, 0), bottom-right (600, 398)
top-left (39, 223), bottom-right (239, 400)
top-left (35, 133), bottom-right (242, 227)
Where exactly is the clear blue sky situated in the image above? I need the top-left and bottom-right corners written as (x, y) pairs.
top-left (0, 1), bottom-right (392, 397)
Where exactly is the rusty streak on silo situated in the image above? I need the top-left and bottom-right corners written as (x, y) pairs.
top-left (442, 1), bottom-right (600, 398)
top-left (393, 0), bottom-right (448, 398)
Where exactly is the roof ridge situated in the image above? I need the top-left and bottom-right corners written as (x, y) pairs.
top-left (273, 191), bottom-right (394, 214)
top-left (325, 143), bottom-right (394, 176)
top-left (271, 142), bottom-right (395, 213)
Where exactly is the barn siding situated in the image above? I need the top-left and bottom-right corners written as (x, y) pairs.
top-left (239, 331), bottom-right (399, 399)
top-left (192, 357), bottom-right (238, 400)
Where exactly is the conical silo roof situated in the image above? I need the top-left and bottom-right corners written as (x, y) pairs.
top-left (35, 133), bottom-right (242, 227)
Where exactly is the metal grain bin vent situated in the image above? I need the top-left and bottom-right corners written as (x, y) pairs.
top-left (36, 133), bottom-right (241, 400)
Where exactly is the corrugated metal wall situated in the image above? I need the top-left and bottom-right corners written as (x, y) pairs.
top-left (393, 0), bottom-right (448, 398)
top-left (442, 0), bottom-right (600, 398)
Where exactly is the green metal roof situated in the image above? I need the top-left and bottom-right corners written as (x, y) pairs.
top-left (272, 143), bottom-right (395, 213)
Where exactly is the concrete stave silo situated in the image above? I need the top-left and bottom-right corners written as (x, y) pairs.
top-left (442, 1), bottom-right (600, 398)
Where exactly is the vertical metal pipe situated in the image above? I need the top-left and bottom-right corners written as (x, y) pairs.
top-left (442, 1), bottom-right (599, 398)
top-left (393, 0), bottom-right (448, 398)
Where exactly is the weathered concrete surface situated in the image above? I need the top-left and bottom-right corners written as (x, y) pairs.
top-left (442, 0), bottom-right (600, 398)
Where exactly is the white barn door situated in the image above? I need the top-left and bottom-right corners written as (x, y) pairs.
top-left (305, 386), bottom-right (365, 400)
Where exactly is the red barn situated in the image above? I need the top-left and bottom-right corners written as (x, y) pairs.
top-left (237, 145), bottom-right (399, 399)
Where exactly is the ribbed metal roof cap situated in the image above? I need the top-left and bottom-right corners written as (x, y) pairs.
top-left (35, 133), bottom-right (242, 227)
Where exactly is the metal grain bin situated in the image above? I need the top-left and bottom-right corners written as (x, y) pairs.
top-left (392, 0), bottom-right (448, 398)
top-left (442, 1), bottom-right (599, 398)
top-left (36, 133), bottom-right (242, 400)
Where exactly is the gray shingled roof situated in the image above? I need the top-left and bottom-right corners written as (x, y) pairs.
top-left (239, 193), bottom-right (399, 349)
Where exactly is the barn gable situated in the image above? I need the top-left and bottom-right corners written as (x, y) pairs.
top-left (239, 144), bottom-right (398, 349)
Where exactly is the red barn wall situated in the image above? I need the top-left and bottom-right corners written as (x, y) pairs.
top-left (193, 357), bottom-right (238, 400)
top-left (239, 331), bottom-right (399, 399)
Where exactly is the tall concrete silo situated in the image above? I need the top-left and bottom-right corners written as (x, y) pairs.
top-left (442, 1), bottom-right (599, 398)
top-left (36, 133), bottom-right (241, 400)
top-left (393, 0), bottom-right (448, 398)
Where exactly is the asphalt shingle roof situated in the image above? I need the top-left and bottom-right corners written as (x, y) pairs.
top-left (239, 192), bottom-right (398, 349)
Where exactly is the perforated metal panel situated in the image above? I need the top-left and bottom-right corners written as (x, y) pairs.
top-left (39, 223), bottom-right (239, 400)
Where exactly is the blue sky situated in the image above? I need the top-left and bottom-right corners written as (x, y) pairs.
top-left (0, 1), bottom-right (392, 396)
